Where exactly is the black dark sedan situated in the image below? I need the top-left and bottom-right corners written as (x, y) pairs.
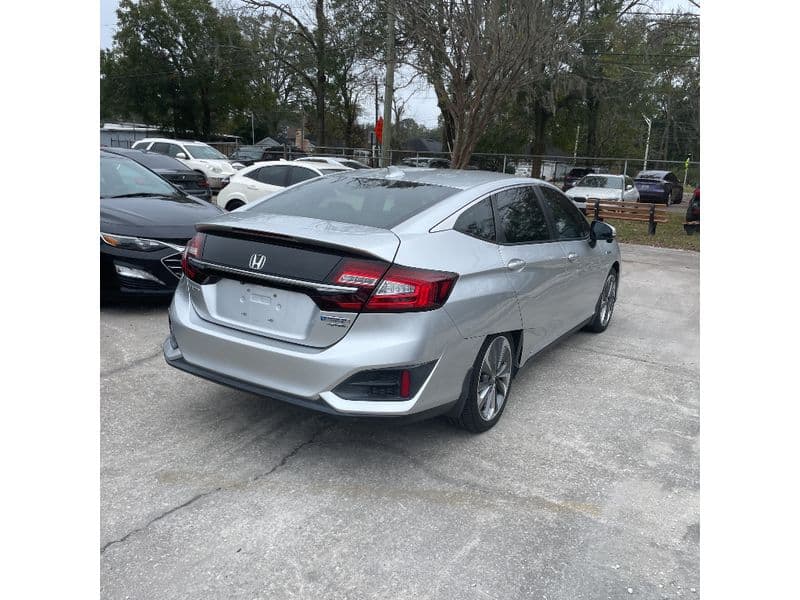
top-left (229, 145), bottom-right (285, 167)
top-left (102, 147), bottom-right (212, 200)
top-left (100, 150), bottom-right (224, 298)
top-left (634, 170), bottom-right (683, 205)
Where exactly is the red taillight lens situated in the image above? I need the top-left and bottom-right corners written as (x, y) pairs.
top-left (181, 233), bottom-right (207, 282)
top-left (315, 259), bottom-right (390, 311)
top-left (364, 265), bottom-right (458, 312)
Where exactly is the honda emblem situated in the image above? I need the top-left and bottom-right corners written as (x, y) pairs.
top-left (248, 253), bottom-right (267, 270)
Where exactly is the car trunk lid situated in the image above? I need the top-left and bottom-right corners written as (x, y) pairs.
top-left (187, 214), bottom-right (400, 348)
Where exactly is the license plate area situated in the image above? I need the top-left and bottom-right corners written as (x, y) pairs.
top-left (212, 279), bottom-right (317, 340)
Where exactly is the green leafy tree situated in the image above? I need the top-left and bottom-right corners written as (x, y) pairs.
top-left (101, 0), bottom-right (252, 139)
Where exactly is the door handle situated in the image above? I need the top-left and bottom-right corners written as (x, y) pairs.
top-left (567, 253), bottom-right (578, 262)
top-left (507, 258), bottom-right (526, 271)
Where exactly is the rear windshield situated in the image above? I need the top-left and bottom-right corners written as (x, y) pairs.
top-left (635, 171), bottom-right (665, 180)
top-left (250, 174), bottom-right (459, 228)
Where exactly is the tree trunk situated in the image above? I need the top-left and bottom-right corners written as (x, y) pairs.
top-left (315, 0), bottom-right (326, 146)
top-left (531, 100), bottom-right (550, 179)
top-left (586, 86), bottom-right (600, 157)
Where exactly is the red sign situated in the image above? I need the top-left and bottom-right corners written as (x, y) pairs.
top-left (375, 116), bottom-right (384, 144)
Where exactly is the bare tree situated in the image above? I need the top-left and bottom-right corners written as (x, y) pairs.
top-left (400, 1), bottom-right (548, 168)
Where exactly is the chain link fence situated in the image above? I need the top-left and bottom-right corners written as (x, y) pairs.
top-left (105, 137), bottom-right (699, 189)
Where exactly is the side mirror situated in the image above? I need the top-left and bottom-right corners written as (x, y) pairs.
top-left (589, 220), bottom-right (616, 247)
top-left (176, 152), bottom-right (187, 159)
top-left (626, 184), bottom-right (634, 190)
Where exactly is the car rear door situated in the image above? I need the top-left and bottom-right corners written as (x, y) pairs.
top-left (537, 185), bottom-right (608, 326)
top-left (491, 185), bottom-right (571, 360)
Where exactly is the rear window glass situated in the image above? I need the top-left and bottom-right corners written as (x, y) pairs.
top-left (251, 174), bottom-right (458, 228)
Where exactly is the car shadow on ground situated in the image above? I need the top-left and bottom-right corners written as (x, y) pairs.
top-left (100, 294), bottom-right (173, 312)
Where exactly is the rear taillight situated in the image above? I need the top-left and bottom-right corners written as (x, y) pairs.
top-left (364, 265), bottom-right (458, 312)
top-left (315, 260), bottom-right (458, 313)
top-left (181, 233), bottom-right (207, 282)
top-left (314, 259), bottom-right (390, 312)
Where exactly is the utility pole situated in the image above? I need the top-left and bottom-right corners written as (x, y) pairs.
top-left (374, 76), bottom-right (379, 125)
top-left (381, 0), bottom-right (395, 167)
top-left (573, 125), bottom-right (580, 161)
top-left (642, 115), bottom-right (652, 171)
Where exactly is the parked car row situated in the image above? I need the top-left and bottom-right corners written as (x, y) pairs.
top-left (131, 138), bottom-right (237, 191)
top-left (561, 167), bottom-right (685, 207)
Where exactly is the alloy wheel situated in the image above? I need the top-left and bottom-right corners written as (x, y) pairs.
top-left (477, 336), bottom-right (513, 421)
top-left (599, 272), bottom-right (618, 327)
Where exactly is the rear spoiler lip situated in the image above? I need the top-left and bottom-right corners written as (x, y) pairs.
top-left (194, 222), bottom-right (400, 263)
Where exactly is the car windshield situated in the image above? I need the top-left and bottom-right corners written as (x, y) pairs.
top-left (250, 174), bottom-right (459, 228)
top-left (577, 175), bottom-right (622, 189)
top-left (185, 144), bottom-right (227, 160)
top-left (101, 154), bottom-right (176, 198)
top-left (232, 148), bottom-right (263, 159)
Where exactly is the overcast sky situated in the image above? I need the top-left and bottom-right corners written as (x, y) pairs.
top-left (100, 0), bottom-right (699, 130)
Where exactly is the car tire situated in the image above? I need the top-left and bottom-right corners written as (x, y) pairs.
top-left (225, 199), bottom-right (245, 211)
top-left (585, 268), bottom-right (619, 333)
top-left (451, 334), bottom-right (515, 433)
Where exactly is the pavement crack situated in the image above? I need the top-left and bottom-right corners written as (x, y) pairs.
top-left (101, 487), bottom-right (221, 554)
top-left (565, 344), bottom-right (698, 377)
top-left (250, 422), bottom-right (332, 484)
top-left (100, 420), bottom-right (330, 555)
top-left (101, 348), bottom-right (162, 378)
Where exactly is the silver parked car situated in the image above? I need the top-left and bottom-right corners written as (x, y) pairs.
top-left (164, 167), bottom-right (620, 432)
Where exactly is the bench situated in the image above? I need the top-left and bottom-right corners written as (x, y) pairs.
top-left (584, 199), bottom-right (668, 235)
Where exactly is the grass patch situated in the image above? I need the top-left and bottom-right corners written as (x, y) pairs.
top-left (606, 211), bottom-right (700, 251)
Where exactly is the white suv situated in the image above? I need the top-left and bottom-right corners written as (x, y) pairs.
top-left (131, 138), bottom-right (236, 191)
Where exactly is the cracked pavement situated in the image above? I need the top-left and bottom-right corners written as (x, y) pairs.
top-left (101, 243), bottom-right (699, 599)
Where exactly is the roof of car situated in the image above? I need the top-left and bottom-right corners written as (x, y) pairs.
top-left (332, 166), bottom-right (518, 190)
top-left (135, 137), bottom-right (207, 144)
top-left (636, 170), bottom-right (670, 177)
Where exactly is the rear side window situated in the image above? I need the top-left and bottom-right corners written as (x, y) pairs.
top-left (455, 198), bottom-right (496, 242)
top-left (251, 174), bottom-right (458, 228)
top-left (131, 141), bottom-right (149, 150)
top-left (150, 142), bottom-right (170, 155)
top-left (665, 172), bottom-right (678, 183)
top-left (257, 165), bottom-right (289, 186)
top-left (538, 186), bottom-right (590, 240)
top-left (493, 187), bottom-right (550, 244)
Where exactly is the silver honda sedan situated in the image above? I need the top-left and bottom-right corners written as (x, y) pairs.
top-left (164, 167), bottom-right (620, 432)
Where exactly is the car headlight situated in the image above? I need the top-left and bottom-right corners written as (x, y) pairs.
top-left (210, 165), bottom-right (222, 173)
top-left (100, 233), bottom-right (171, 252)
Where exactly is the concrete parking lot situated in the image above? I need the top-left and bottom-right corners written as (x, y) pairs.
top-left (101, 243), bottom-right (699, 599)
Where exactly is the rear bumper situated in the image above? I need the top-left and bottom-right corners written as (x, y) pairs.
top-left (165, 278), bottom-right (482, 417)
